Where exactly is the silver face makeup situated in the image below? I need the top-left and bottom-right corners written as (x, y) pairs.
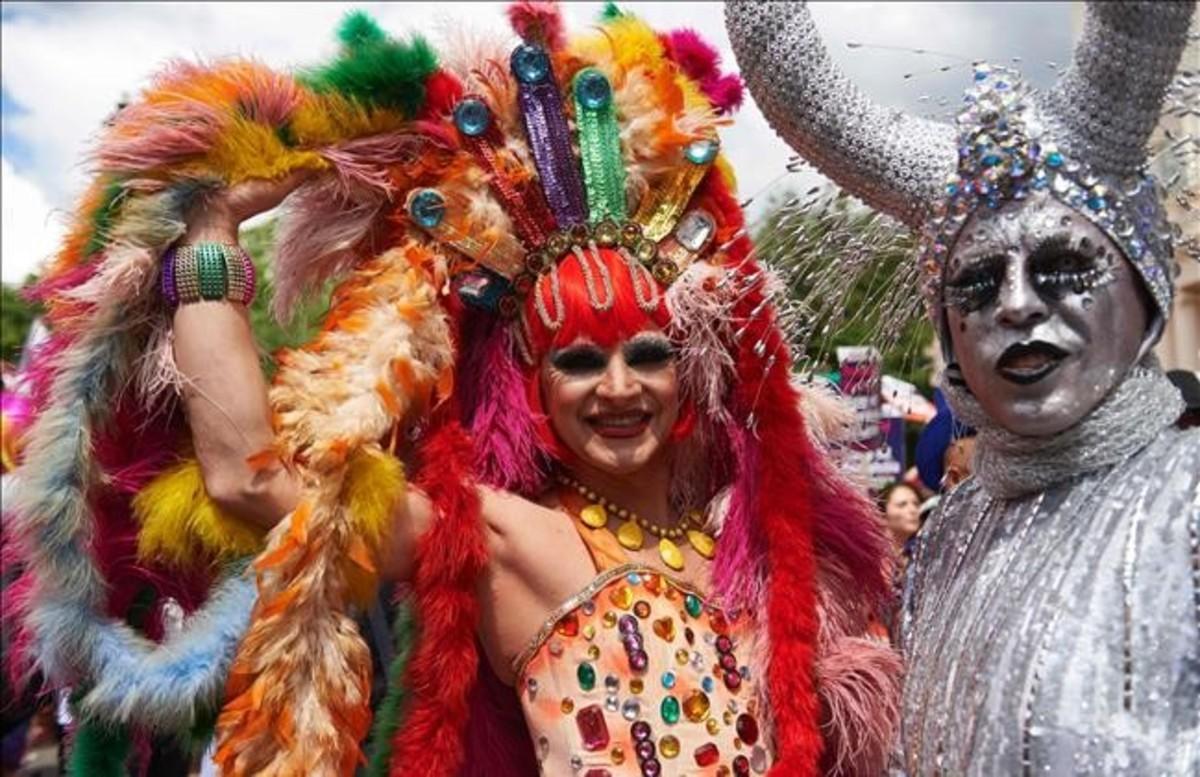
top-left (943, 195), bottom-right (1151, 437)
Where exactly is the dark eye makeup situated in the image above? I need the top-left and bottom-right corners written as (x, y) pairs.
top-left (1029, 234), bottom-right (1111, 298)
top-left (550, 344), bottom-right (607, 374)
top-left (623, 337), bottom-right (674, 368)
top-left (944, 254), bottom-right (1005, 313)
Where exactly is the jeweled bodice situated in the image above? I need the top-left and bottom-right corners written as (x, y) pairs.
top-left (901, 427), bottom-right (1200, 775)
top-left (514, 564), bottom-right (772, 776)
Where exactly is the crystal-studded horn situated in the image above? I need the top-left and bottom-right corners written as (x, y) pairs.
top-left (1039, 1), bottom-right (1195, 179)
top-left (724, 0), bottom-right (957, 227)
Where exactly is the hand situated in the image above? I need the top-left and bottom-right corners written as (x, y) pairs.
top-left (182, 168), bottom-right (315, 244)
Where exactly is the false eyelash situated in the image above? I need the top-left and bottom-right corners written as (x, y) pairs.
top-left (623, 337), bottom-right (675, 367)
top-left (550, 345), bottom-right (607, 373)
top-left (943, 255), bottom-right (1004, 312)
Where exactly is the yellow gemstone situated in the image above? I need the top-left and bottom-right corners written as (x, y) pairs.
top-left (659, 735), bottom-right (681, 759)
top-left (706, 717), bottom-right (721, 736)
top-left (723, 710), bottom-right (734, 725)
top-left (610, 585), bottom-right (634, 610)
top-left (588, 645), bottom-right (601, 660)
top-left (633, 600), bottom-right (651, 618)
top-left (683, 690), bottom-right (711, 723)
top-left (687, 529), bottom-right (716, 559)
top-left (583, 624), bottom-right (596, 641)
top-left (617, 520), bottom-right (644, 550)
top-left (675, 648), bottom-right (690, 665)
top-left (580, 504), bottom-right (608, 528)
top-left (561, 697), bottom-right (574, 714)
top-left (630, 678), bottom-right (644, 695)
top-left (659, 537), bottom-right (684, 570)
top-left (611, 746), bottom-right (625, 765)
top-left (602, 611), bottom-right (618, 628)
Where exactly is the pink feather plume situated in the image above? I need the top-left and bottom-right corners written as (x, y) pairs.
top-left (506, 1), bottom-right (566, 50)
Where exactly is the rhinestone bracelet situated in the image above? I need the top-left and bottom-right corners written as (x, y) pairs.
top-left (161, 243), bottom-right (256, 307)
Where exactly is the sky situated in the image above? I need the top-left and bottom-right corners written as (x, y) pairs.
top-left (0, 1), bottom-right (1075, 285)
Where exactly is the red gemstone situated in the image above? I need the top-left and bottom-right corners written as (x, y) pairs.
top-left (709, 612), bottom-right (729, 634)
top-left (724, 670), bottom-right (742, 691)
top-left (694, 742), bottom-right (720, 767)
top-left (556, 612), bottom-right (580, 637)
top-left (736, 713), bottom-right (759, 745)
top-left (733, 754), bottom-right (751, 776)
top-left (719, 653), bottom-right (738, 671)
top-left (715, 635), bottom-right (733, 654)
top-left (576, 704), bottom-right (611, 751)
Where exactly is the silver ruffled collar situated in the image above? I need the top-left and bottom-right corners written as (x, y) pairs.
top-left (943, 362), bottom-right (1184, 499)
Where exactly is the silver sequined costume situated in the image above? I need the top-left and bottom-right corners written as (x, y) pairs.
top-left (726, 1), bottom-right (1200, 773)
top-left (902, 368), bottom-right (1200, 775)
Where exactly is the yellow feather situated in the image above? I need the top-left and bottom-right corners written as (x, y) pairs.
top-left (132, 459), bottom-right (265, 566)
top-left (206, 117), bottom-right (328, 184)
top-left (344, 447), bottom-right (405, 549)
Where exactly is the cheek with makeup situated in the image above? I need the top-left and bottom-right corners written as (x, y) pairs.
top-left (943, 196), bottom-right (1150, 437)
top-left (540, 332), bottom-right (681, 477)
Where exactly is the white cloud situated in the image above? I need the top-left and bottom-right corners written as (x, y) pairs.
top-left (1, 156), bottom-right (65, 284)
top-left (0, 1), bottom-right (1076, 281)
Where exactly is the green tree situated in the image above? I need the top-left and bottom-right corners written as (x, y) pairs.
top-left (239, 220), bottom-right (333, 377)
top-left (752, 188), bottom-right (934, 392)
top-left (0, 282), bottom-right (41, 365)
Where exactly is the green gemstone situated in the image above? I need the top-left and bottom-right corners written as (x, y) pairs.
top-left (661, 695), bottom-right (681, 725)
top-left (577, 662), bottom-right (596, 692)
top-left (684, 594), bottom-right (702, 618)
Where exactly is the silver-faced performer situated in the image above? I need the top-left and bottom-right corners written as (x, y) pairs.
top-left (727, 2), bottom-right (1200, 774)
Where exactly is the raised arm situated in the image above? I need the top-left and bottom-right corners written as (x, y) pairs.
top-left (172, 176), bottom-right (308, 529)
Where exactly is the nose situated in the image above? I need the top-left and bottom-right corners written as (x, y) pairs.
top-left (595, 355), bottom-right (641, 401)
top-left (994, 264), bottom-right (1048, 329)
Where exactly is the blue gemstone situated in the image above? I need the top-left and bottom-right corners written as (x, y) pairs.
top-left (409, 189), bottom-right (446, 228)
top-left (981, 153), bottom-right (1002, 167)
top-left (574, 69), bottom-right (612, 110)
top-left (661, 671), bottom-right (676, 689)
top-left (701, 677), bottom-right (714, 693)
top-left (1045, 151), bottom-right (1064, 168)
top-left (454, 98), bottom-right (492, 137)
top-left (511, 44), bottom-right (551, 84)
top-left (1087, 195), bottom-right (1106, 211)
top-left (945, 183), bottom-right (958, 196)
top-left (684, 138), bottom-right (719, 165)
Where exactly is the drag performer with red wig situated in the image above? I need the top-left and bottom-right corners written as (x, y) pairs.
top-left (6, 3), bottom-right (899, 775)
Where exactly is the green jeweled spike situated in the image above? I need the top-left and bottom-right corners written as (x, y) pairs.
top-left (573, 68), bottom-right (627, 224)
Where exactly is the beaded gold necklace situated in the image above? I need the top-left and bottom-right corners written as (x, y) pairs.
top-left (556, 473), bottom-right (716, 571)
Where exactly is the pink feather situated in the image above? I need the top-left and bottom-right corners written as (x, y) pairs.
top-left (701, 73), bottom-right (745, 115)
top-left (710, 423), bottom-right (768, 613)
top-left (455, 310), bottom-right (548, 495)
top-left (815, 637), bottom-right (903, 776)
top-left (505, 1), bottom-right (566, 50)
top-left (661, 29), bottom-right (721, 82)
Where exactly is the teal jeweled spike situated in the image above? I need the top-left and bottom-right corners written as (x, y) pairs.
top-left (573, 68), bottom-right (627, 224)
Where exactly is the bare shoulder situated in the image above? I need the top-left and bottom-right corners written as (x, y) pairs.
top-left (479, 487), bottom-right (569, 557)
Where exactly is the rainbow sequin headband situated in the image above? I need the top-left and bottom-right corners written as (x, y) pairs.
top-left (404, 43), bottom-right (721, 323)
top-left (917, 65), bottom-right (1178, 320)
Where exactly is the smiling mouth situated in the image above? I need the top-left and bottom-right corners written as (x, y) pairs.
top-left (995, 341), bottom-right (1069, 385)
top-left (587, 411), bottom-right (652, 439)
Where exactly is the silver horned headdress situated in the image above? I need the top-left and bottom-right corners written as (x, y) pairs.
top-left (726, 0), bottom-right (1195, 326)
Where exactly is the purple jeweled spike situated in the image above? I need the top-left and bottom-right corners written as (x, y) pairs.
top-left (511, 43), bottom-right (587, 228)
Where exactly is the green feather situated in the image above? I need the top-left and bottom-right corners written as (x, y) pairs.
top-left (301, 11), bottom-right (438, 117)
top-left (67, 719), bottom-right (131, 777)
top-left (83, 179), bottom-right (127, 258)
top-left (364, 601), bottom-right (417, 777)
top-left (600, 1), bottom-right (624, 20)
